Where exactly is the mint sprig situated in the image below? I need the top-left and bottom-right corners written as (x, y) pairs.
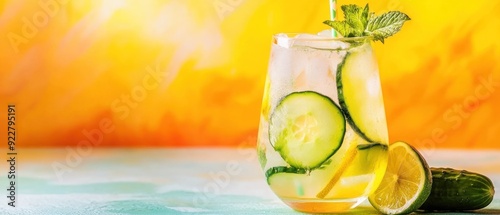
top-left (323, 4), bottom-right (410, 43)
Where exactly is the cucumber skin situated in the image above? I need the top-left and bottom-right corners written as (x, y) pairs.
top-left (336, 53), bottom-right (376, 144)
top-left (419, 167), bottom-right (495, 211)
top-left (336, 53), bottom-right (366, 141)
top-left (265, 166), bottom-right (307, 185)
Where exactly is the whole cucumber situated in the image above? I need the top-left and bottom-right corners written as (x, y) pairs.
top-left (419, 167), bottom-right (495, 211)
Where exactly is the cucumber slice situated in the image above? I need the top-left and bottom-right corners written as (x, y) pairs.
top-left (269, 91), bottom-right (345, 169)
top-left (266, 166), bottom-right (308, 197)
top-left (337, 47), bottom-right (388, 144)
top-left (266, 165), bottom-right (335, 197)
top-left (265, 166), bottom-right (307, 184)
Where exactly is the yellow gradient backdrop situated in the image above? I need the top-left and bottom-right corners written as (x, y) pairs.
top-left (0, 0), bottom-right (499, 148)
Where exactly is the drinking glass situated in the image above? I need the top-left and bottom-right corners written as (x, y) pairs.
top-left (256, 33), bottom-right (389, 213)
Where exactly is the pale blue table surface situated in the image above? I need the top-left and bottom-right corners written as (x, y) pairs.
top-left (1, 148), bottom-right (499, 215)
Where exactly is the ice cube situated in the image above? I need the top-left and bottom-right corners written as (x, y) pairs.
top-left (317, 29), bottom-right (336, 37)
top-left (290, 33), bottom-right (349, 50)
top-left (302, 52), bottom-right (340, 102)
top-left (268, 44), bottom-right (294, 109)
top-left (274, 33), bottom-right (292, 48)
top-left (289, 33), bottom-right (323, 48)
top-left (317, 29), bottom-right (348, 39)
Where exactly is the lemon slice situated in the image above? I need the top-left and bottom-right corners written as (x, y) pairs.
top-left (368, 141), bottom-right (432, 214)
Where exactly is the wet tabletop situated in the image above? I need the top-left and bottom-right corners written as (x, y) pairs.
top-left (1, 148), bottom-right (499, 214)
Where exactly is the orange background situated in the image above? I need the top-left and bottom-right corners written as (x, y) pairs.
top-left (0, 0), bottom-right (499, 149)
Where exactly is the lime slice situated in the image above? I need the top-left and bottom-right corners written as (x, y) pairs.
top-left (368, 141), bottom-right (432, 214)
top-left (261, 77), bottom-right (271, 120)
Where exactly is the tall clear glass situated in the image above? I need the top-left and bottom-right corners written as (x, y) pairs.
top-left (257, 33), bottom-right (389, 213)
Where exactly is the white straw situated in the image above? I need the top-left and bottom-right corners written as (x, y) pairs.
top-left (330, 0), bottom-right (337, 37)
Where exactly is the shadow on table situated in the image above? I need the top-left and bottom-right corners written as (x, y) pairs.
top-left (470, 209), bottom-right (500, 214)
top-left (334, 207), bottom-right (500, 215)
top-left (415, 209), bottom-right (500, 215)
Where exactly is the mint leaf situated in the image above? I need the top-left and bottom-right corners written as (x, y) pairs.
top-left (323, 20), bottom-right (354, 37)
top-left (341, 4), bottom-right (369, 36)
top-left (323, 4), bottom-right (369, 37)
top-left (322, 4), bottom-right (410, 43)
top-left (365, 11), bottom-right (411, 43)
